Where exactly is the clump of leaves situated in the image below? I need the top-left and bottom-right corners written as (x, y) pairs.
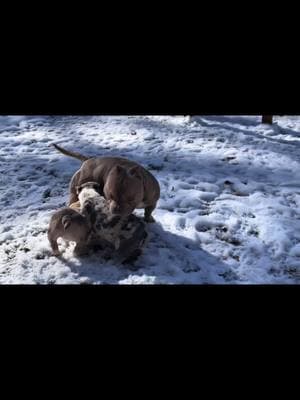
top-left (148, 163), bottom-right (164, 171)
top-left (43, 188), bottom-right (51, 198)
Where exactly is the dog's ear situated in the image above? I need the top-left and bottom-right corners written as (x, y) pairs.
top-left (62, 215), bottom-right (72, 230)
top-left (114, 164), bottom-right (125, 174)
top-left (92, 182), bottom-right (102, 194)
top-left (129, 166), bottom-right (142, 179)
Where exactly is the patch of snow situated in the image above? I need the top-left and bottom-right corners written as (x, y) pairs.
top-left (1, 115), bottom-right (300, 284)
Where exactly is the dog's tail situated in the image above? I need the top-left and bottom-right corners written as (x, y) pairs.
top-left (51, 143), bottom-right (90, 162)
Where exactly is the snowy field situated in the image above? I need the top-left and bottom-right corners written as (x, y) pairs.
top-left (1, 115), bottom-right (300, 284)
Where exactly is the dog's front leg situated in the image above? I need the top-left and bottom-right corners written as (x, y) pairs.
top-left (144, 204), bottom-right (156, 223)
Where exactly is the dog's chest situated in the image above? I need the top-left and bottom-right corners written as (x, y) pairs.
top-left (136, 201), bottom-right (146, 208)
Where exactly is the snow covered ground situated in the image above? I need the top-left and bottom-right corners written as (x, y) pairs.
top-left (1, 115), bottom-right (300, 284)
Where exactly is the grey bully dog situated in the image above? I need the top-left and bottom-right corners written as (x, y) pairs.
top-left (52, 143), bottom-right (160, 222)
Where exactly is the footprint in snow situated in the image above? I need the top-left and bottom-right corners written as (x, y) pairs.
top-left (176, 217), bottom-right (186, 230)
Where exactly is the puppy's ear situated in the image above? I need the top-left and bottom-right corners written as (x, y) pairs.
top-left (92, 182), bottom-right (102, 194)
top-left (76, 185), bottom-right (83, 195)
top-left (129, 166), bottom-right (142, 179)
top-left (62, 215), bottom-right (72, 230)
top-left (83, 201), bottom-right (92, 214)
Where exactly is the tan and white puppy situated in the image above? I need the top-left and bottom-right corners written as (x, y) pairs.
top-left (48, 207), bottom-right (91, 256)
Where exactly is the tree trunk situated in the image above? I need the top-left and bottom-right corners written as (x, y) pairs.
top-left (262, 115), bottom-right (273, 124)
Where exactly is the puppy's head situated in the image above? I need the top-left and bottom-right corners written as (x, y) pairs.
top-left (76, 181), bottom-right (102, 196)
top-left (61, 212), bottom-right (87, 228)
top-left (104, 165), bottom-right (144, 217)
top-left (76, 181), bottom-right (103, 206)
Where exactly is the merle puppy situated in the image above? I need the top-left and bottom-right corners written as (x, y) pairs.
top-left (76, 182), bottom-right (148, 263)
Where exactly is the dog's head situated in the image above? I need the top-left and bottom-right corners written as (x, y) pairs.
top-left (103, 165), bottom-right (144, 217)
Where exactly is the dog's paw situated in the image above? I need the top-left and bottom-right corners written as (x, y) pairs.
top-left (144, 215), bottom-right (155, 223)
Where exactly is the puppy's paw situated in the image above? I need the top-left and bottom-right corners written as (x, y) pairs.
top-left (69, 201), bottom-right (81, 212)
top-left (122, 249), bottom-right (142, 266)
top-left (74, 245), bottom-right (89, 257)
